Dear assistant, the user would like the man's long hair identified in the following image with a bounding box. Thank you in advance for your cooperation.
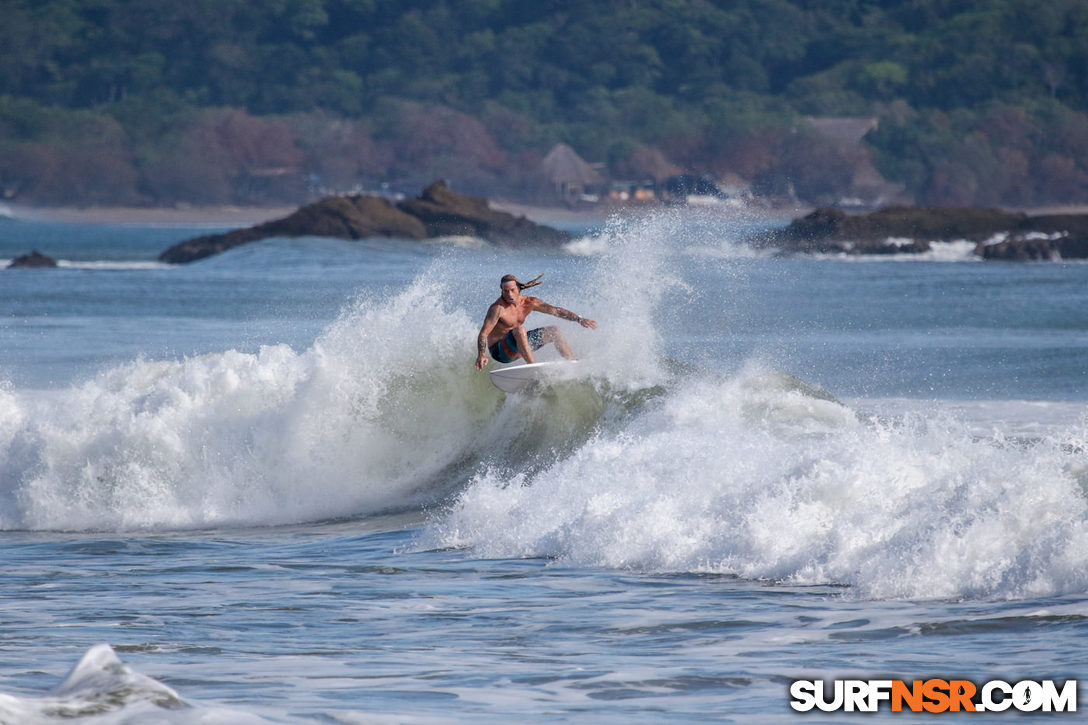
[501,273,544,291]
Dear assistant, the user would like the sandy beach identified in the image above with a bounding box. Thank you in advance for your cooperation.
[3,200,602,229]
[3,203,296,227]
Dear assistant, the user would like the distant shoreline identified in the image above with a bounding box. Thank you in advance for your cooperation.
[4,200,623,230]
[4,204,297,227]
[5,200,609,228]
[10,199,1085,232]
[5,193,819,230]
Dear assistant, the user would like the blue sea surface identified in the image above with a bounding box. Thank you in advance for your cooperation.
[1,208,1086,722]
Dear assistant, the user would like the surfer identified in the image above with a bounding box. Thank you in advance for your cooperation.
[475,273,597,370]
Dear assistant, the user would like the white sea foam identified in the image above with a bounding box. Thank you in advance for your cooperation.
[426,361,1088,601]
[683,242,774,259]
[817,239,981,262]
[424,234,488,248]
[562,233,611,256]
[564,205,780,260]
[565,211,683,388]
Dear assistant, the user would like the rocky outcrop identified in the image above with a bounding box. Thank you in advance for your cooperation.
[398,180,573,245]
[7,250,57,268]
[978,213,1088,260]
[159,181,572,263]
[767,205,1088,260]
[160,193,430,264]
[979,233,1088,261]
[769,206,1018,255]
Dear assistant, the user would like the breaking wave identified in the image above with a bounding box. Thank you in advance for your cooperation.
[2,207,1086,603]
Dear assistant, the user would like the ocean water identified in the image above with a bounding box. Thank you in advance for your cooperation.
[1,207,1087,723]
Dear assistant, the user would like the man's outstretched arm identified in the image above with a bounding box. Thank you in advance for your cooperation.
[532,299,597,329]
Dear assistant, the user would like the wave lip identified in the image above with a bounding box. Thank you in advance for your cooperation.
[0,263,656,533]
[0,274,508,531]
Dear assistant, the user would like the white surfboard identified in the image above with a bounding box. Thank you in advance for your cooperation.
[488,360,580,393]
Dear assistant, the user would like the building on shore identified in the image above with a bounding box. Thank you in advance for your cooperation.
[538,143,608,205]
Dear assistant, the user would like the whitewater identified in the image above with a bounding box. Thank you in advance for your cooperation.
[1,207,1086,722]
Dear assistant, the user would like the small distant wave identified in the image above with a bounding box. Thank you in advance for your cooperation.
[2,259,173,270]
[0,644,267,724]
[812,240,981,262]
[57,260,174,270]
[979,230,1066,247]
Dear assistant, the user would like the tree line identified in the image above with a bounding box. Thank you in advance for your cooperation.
[2,0,1088,207]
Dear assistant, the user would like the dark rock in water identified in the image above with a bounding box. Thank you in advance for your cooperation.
[271,194,429,241]
[978,213,1088,260]
[977,236,1054,261]
[770,206,1021,255]
[978,232,1088,261]
[159,181,571,263]
[1019,213,1088,237]
[769,205,1088,260]
[7,250,57,268]
[858,206,1023,241]
[1058,235,1088,259]
[160,194,427,264]
[397,181,570,246]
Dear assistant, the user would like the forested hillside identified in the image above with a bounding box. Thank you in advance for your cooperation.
[3,0,1088,207]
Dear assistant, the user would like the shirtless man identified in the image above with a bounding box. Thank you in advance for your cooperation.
[475,273,597,370]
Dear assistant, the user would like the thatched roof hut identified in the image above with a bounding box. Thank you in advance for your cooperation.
[539,143,606,202]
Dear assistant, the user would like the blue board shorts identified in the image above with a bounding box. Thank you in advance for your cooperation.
[489,328,545,363]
